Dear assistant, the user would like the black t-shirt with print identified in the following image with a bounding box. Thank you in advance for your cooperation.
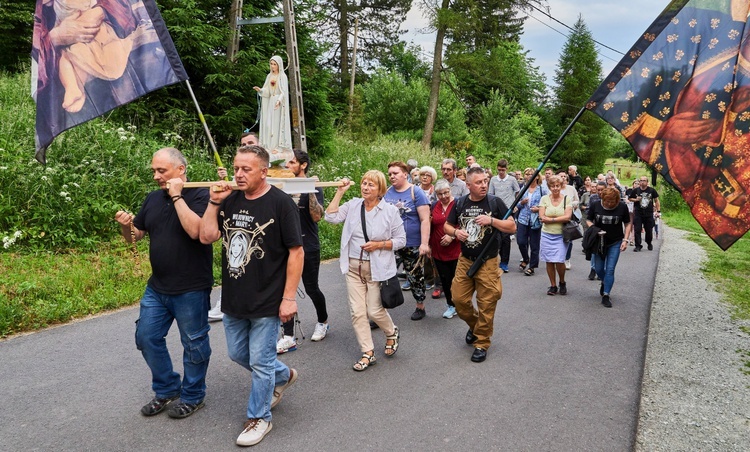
[632,186,659,216]
[446,195,507,259]
[587,201,630,247]
[133,188,213,295]
[216,186,303,319]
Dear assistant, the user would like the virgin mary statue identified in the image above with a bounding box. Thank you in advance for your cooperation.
[253,55,293,162]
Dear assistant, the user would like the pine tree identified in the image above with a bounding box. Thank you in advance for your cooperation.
[551,15,610,177]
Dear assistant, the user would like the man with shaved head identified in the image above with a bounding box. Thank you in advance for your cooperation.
[115,147,213,420]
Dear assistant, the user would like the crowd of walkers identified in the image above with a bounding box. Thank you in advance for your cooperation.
[116,146,660,446]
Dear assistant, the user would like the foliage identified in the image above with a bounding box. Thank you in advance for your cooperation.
[549,15,611,178]
[379,42,431,83]
[0,0,33,72]
[299,0,412,90]
[474,90,544,169]
[360,69,468,139]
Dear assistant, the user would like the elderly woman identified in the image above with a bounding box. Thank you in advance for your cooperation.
[516,168,547,276]
[538,175,574,295]
[325,170,406,371]
[419,166,438,204]
[586,187,631,308]
[429,179,461,318]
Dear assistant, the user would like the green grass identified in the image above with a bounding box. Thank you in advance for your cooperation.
[663,209,750,320]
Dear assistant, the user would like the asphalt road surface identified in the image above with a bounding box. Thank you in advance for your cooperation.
[0,236,660,451]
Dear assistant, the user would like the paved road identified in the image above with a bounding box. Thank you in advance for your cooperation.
[0,236,661,451]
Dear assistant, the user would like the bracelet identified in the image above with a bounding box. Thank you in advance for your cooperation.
[209,200,221,206]
[171,195,183,202]
[282,297,296,302]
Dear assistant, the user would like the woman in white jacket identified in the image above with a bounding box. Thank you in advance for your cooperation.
[325,170,406,371]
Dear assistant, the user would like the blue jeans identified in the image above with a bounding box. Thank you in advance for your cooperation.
[593,242,622,295]
[516,222,541,268]
[223,314,291,421]
[135,286,211,404]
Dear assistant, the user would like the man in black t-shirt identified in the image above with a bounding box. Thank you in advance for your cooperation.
[444,167,516,363]
[115,148,213,420]
[275,149,329,353]
[628,176,661,251]
[200,145,303,447]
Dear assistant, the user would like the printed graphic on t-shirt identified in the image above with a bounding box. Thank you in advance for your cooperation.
[391,199,413,219]
[223,210,274,278]
[639,192,653,209]
[596,213,622,225]
[459,206,491,249]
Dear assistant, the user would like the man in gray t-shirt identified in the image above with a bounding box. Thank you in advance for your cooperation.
[488,158,519,272]
[440,158,469,198]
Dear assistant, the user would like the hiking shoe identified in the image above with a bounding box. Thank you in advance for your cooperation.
[499,262,509,273]
[401,280,412,291]
[647,243,653,251]
[167,400,205,419]
[276,335,297,354]
[311,322,329,342]
[411,308,426,321]
[431,288,442,299]
[565,260,571,270]
[271,368,298,408]
[634,246,642,252]
[465,329,478,345]
[236,418,272,446]
[602,295,612,308]
[547,286,558,296]
[141,394,179,416]
[442,306,457,319]
[558,282,567,295]
[208,298,223,322]
[588,268,597,280]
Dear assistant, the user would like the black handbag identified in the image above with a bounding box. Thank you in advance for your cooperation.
[360,204,404,309]
[562,196,583,242]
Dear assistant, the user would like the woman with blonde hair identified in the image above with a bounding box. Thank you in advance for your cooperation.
[538,175,574,295]
[325,170,406,371]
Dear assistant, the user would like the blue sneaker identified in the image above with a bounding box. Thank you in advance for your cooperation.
[442,306,457,319]
[499,263,509,273]
[401,280,411,291]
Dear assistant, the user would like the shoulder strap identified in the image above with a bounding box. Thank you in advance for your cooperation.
[360,203,369,242]
[411,185,415,201]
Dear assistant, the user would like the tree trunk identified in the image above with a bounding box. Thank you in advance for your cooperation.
[422,0,450,150]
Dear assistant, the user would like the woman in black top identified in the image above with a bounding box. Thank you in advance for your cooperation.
[586,187,632,308]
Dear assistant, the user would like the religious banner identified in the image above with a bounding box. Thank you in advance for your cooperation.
[587,0,750,250]
[32,0,188,164]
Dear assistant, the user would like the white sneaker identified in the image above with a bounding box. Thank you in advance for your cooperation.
[271,368,298,408]
[565,260,571,270]
[236,418,272,446]
[208,297,223,322]
[276,335,297,354]
[310,322,329,342]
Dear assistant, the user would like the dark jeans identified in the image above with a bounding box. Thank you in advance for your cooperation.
[516,222,541,268]
[283,248,328,336]
[498,232,511,265]
[633,213,654,248]
[433,258,458,307]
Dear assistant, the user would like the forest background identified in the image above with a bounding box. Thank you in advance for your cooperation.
[0,0,747,342]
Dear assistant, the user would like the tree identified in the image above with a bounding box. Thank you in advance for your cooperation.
[0,0,34,72]
[550,15,610,177]
[299,0,412,91]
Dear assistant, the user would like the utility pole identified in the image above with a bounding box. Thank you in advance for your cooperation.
[227,0,243,62]
[283,0,307,151]
[349,17,359,113]
[233,0,307,151]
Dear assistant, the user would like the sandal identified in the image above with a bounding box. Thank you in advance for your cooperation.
[167,400,205,419]
[519,261,528,271]
[384,326,400,357]
[524,267,534,276]
[140,394,179,416]
[353,352,376,371]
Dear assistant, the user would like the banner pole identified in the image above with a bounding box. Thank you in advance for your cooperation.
[184,80,224,169]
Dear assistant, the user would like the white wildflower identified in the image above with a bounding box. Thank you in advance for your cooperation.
[13,231,22,239]
[59,191,68,197]
[41,176,48,181]
[120,136,127,141]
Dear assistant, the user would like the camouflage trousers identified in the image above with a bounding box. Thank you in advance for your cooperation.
[395,246,426,302]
